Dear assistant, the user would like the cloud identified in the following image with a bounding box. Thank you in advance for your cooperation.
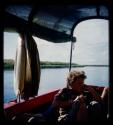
[33,36,71,62]
[4,32,19,59]
[72,19,109,65]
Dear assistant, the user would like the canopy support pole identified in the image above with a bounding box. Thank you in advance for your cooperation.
[69,37,76,72]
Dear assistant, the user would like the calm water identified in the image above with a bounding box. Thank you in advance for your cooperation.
[4,67,109,103]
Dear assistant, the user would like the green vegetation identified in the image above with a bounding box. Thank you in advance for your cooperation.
[40,61,84,68]
[4,59,108,70]
[4,59,14,69]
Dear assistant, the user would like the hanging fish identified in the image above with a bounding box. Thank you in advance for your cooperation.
[14,32,40,100]
[23,33,40,99]
[14,35,26,99]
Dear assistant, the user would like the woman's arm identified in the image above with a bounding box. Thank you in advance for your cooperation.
[101,87,109,100]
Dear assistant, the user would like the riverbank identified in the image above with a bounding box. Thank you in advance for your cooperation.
[4,59,108,70]
[4,59,84,69]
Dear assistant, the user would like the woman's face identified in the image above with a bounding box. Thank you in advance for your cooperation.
[71,78,85,93]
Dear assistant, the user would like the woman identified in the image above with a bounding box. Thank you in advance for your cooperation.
[52,70,109,123]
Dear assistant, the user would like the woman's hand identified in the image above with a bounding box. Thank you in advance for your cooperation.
[74,94,86,104]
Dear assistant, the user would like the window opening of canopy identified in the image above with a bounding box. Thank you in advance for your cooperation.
[71,19,109,86]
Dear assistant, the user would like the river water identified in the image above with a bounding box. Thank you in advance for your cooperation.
[4,67,109,103]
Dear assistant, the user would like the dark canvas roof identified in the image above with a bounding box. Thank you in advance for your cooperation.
[4,5,109,42]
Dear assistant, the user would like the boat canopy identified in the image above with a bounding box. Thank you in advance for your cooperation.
[4,5,109,43]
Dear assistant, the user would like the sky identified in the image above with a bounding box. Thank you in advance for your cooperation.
[4,19,109,65]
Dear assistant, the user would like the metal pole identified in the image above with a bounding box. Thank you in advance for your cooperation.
[69,40,73,72]
[69,37,76,72]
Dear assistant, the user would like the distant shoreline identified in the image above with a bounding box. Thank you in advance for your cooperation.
[4,59,109,70]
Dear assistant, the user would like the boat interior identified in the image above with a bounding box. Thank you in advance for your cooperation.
[5,86,105,124]
[4,3,110,124]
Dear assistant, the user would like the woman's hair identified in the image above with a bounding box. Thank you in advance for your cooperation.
[67,70,87,88]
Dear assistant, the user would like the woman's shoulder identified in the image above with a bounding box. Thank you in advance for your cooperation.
[54,87,70,97]
[57,87,69,94]
[54,87,71,100]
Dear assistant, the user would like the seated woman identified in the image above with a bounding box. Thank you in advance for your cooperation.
[52,70,109,123]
